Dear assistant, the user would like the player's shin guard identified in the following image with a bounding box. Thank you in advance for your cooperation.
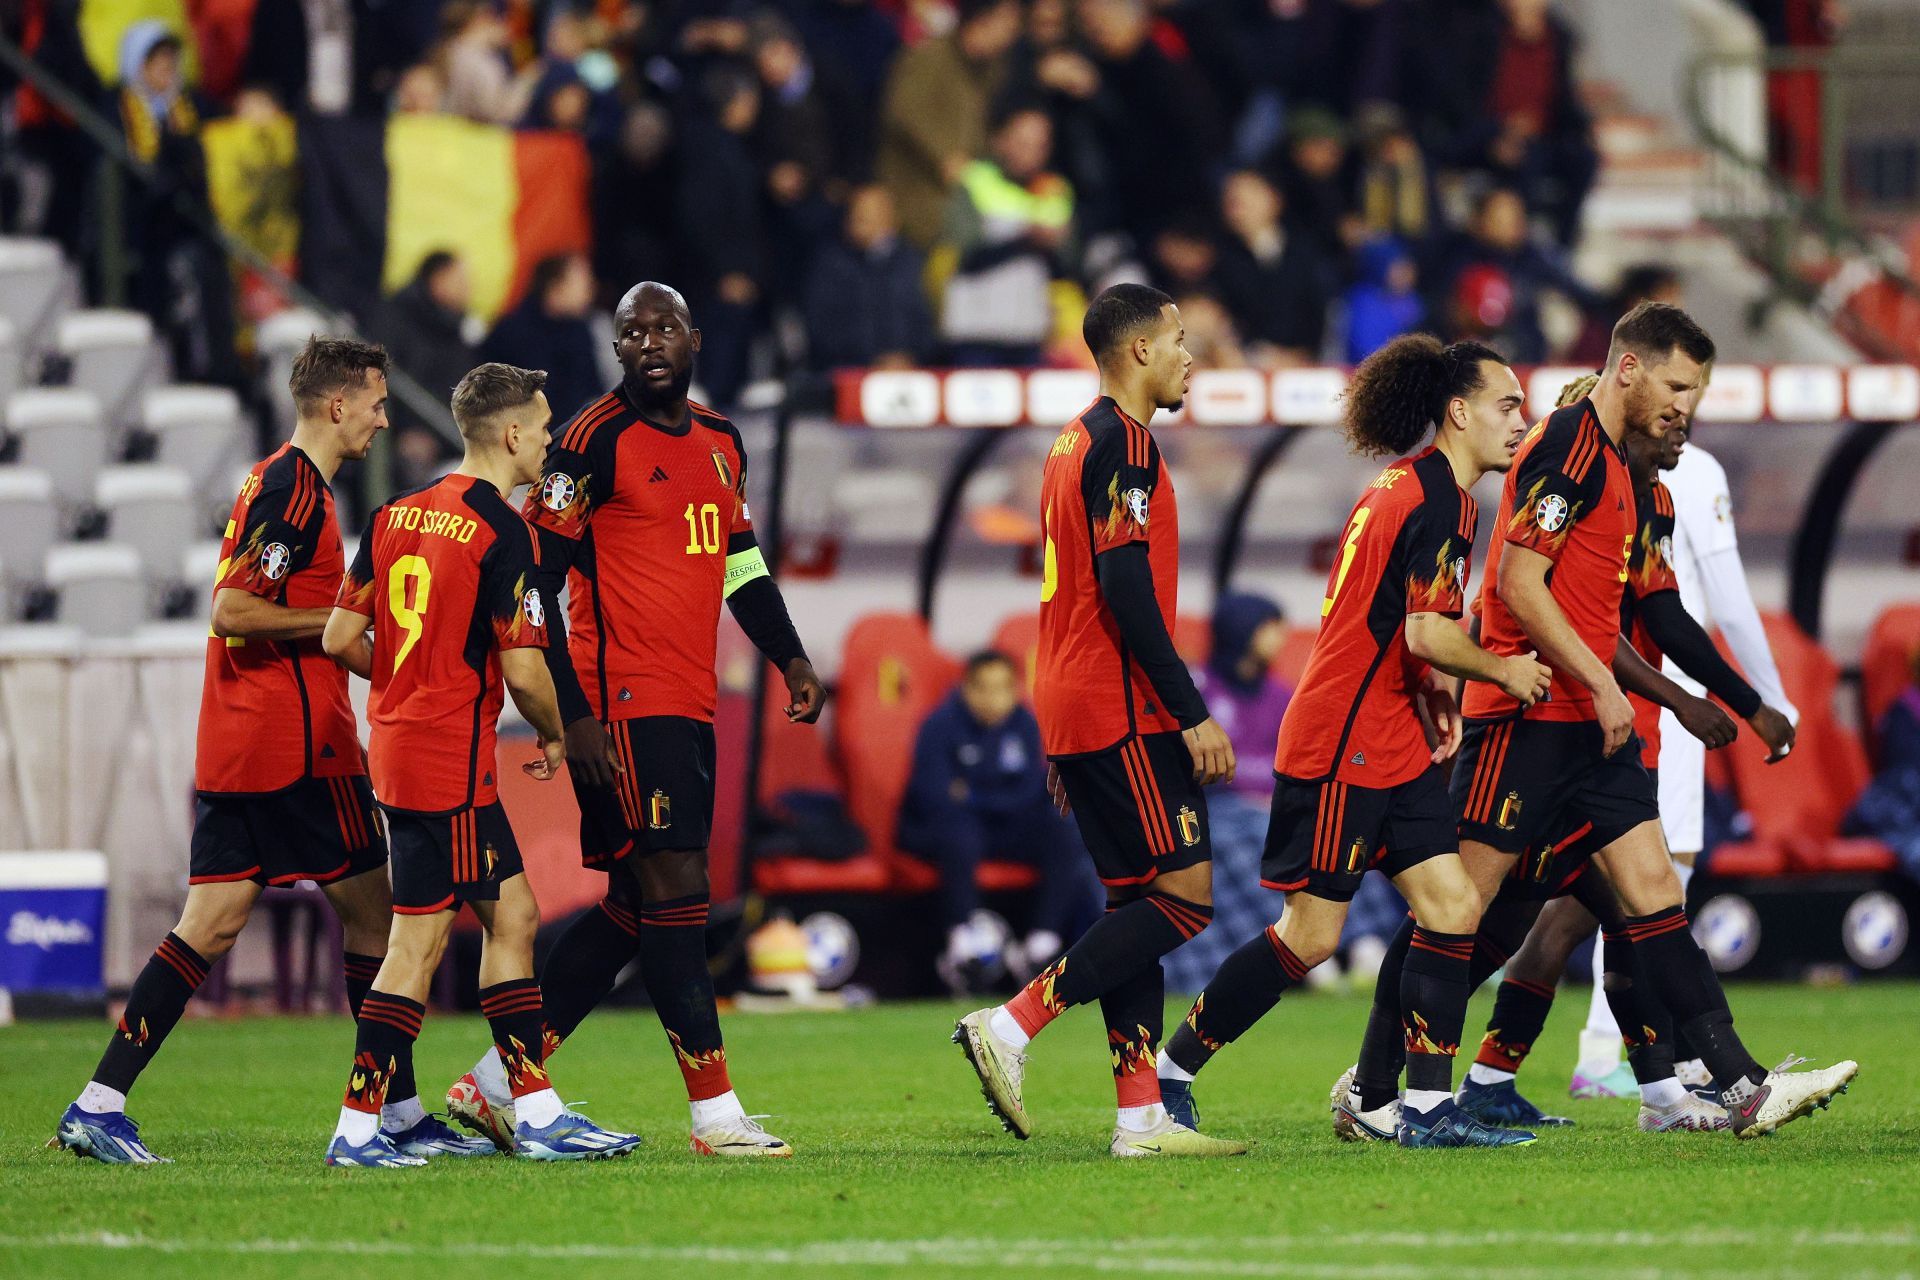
[1004,893,1210,1040]
[1164,925,1308,1076]
[91,933,210,1096]
[343,953,381,1020]
[1474,978,1555,1077]
[1353,916,1414,1110]
[1102,963,1165,1113]
[1402,929,1473,1094]
[1602,930,1676,1087]
[537,896,642,1056]
[1624,906,1765,1090]
[640,895,731,1101]
[341,991,423,1141]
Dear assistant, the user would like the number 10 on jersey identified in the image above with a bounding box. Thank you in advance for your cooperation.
[684,502,721,554]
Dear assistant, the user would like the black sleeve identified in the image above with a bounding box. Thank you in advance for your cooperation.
[726,575,809,672]
[1638,592,1762,719]
[528,524,595,726]
[1095,543,1209,729]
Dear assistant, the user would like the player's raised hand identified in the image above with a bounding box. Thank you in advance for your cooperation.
[1676,694,1738,750]
[524,736,566,781]
[1596,682,1637,757]
[1047,762,1071,816]
[784,658,826,724]
[1497,654,1552,707]
[1183,718,1235,786]
[1749,704,1796,763]
[563,716,621,788]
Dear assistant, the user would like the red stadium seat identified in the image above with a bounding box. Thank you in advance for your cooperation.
[1174,614,1210,665]
[1271,623,1319,689]
[1860,602,1920,760]
[1713,613,1884,877]
[834,613,962,864]
[755,674,841,806]
[991,612,1040,698]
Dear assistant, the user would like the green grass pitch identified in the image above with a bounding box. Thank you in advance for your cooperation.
[3,981,1913,1278]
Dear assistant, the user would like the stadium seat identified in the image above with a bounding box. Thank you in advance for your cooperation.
[991,612,1039,695]
[1271,623,1319,688]
[95,465,198,583]
[0,467,57,597]
[55,309,158,429]
[1859,602,1920,759]
[257,309,333,436]
[5,388,108,514]
[46,542,146,636]
[832,468,937,545]
[181,539,224,599]
[834,612,959,873]
[140,385,247,494]
[0,317,19,407]
[1716,613,1889,875]
[755,672,841,806]
[0,238,69,362]
[1174,614,1210,665]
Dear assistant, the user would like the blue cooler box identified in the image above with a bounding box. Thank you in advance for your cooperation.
[0,851,108,994]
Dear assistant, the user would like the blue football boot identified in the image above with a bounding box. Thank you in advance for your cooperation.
[53,1104,170,1164]
[1159,1077,1201,1131]
[385,1112,498,1158]
[1398,1098,1537,1148]
[324,1131,427,1168]
[514,1109,642,1161]
[1458,1076,1574,1127]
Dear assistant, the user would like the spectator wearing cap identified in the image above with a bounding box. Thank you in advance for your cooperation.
[936,103,1076,367]
[1270,105,1358,260]
[876,0,1022,248]
[1213,169,1332,365]
[804,185,935,370]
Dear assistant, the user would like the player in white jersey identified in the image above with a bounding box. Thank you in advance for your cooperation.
[1570,418,1800,1097]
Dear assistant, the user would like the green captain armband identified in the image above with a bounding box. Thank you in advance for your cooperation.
[723,545,771,597]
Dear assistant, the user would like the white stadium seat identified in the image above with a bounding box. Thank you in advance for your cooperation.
[0,316,20,407]
[55,308,158,429]
[257,309,333,438]
[5,388,108,513]
[46,542,146,636]
[95,465,198,583]
[140,384,247,493]
[0,237,70,362]
[181,538,224,596]
[0,467,58,595]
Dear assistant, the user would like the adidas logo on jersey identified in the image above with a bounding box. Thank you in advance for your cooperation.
[650,467,669,483]
[320,744,336,759]
[1350,751,1366,766]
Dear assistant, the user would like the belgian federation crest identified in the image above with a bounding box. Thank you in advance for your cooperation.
[711,449,735,491]
[648,789,672,830]
[1176,804,1201,847]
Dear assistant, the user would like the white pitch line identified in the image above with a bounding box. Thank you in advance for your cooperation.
[0,1230,1912,1280]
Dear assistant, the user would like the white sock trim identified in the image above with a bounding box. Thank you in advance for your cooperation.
[690,1089,746,1129]
[1467,1063,1515,1086]
[1404,1089,1451,1114]
[988,1006,1030,1050]
[381,1094,426,1131]
[77,1082,127,1115]
[1155,1047,1195,1083]
[334,1106,379,1146]
[1641,1077,1687,1109]
[1117,1102,1166,1132]
[516,1087,563,1128]
[473,1050,512,1106]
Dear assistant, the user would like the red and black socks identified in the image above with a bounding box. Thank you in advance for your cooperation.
[1164,925,1309,1077]
[639,895,732,1104]
[480,977,562,1126]
[1474,976,1556,1077]
[1003,892,1211,1042]
[1101,964,1166,1121]
[1402,928,1474,1100]
[86,933,210,1107]
[343,952,381,1020]
[536,895,643,1056]
[1625,905,1765,1094]
[337,990,423,1144]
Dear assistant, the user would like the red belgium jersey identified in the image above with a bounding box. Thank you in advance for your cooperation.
[1464,399,1637,723]
[195,444,363,795]
[1621,477,1680,768]
[340,473,548,815]
[1274,446,1478,788]
[524,388,751,723]
[1034,397,1183,758]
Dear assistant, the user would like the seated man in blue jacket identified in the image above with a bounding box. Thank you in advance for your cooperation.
[899,651,1102,995]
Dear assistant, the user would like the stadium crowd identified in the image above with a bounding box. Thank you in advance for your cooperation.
[8,0,1617,430]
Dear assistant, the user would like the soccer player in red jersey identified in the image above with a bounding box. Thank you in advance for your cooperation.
[53,338,398,1166]
[445,283,820,1158]
[1442,387,1794,1136]
[1436,303,1854,1136]
[320,364,640,1166]
[1148,336,1554,1148]
[952,283,1247,1158]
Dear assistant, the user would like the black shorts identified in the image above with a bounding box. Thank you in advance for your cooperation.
[1260,766,1455,903]
[384,801,526,914]
[190,775,386,887]
[1052,731,1211,887]
[574,715,717,865]
[1497,769,1660,905]
[1452,717,1658,857]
